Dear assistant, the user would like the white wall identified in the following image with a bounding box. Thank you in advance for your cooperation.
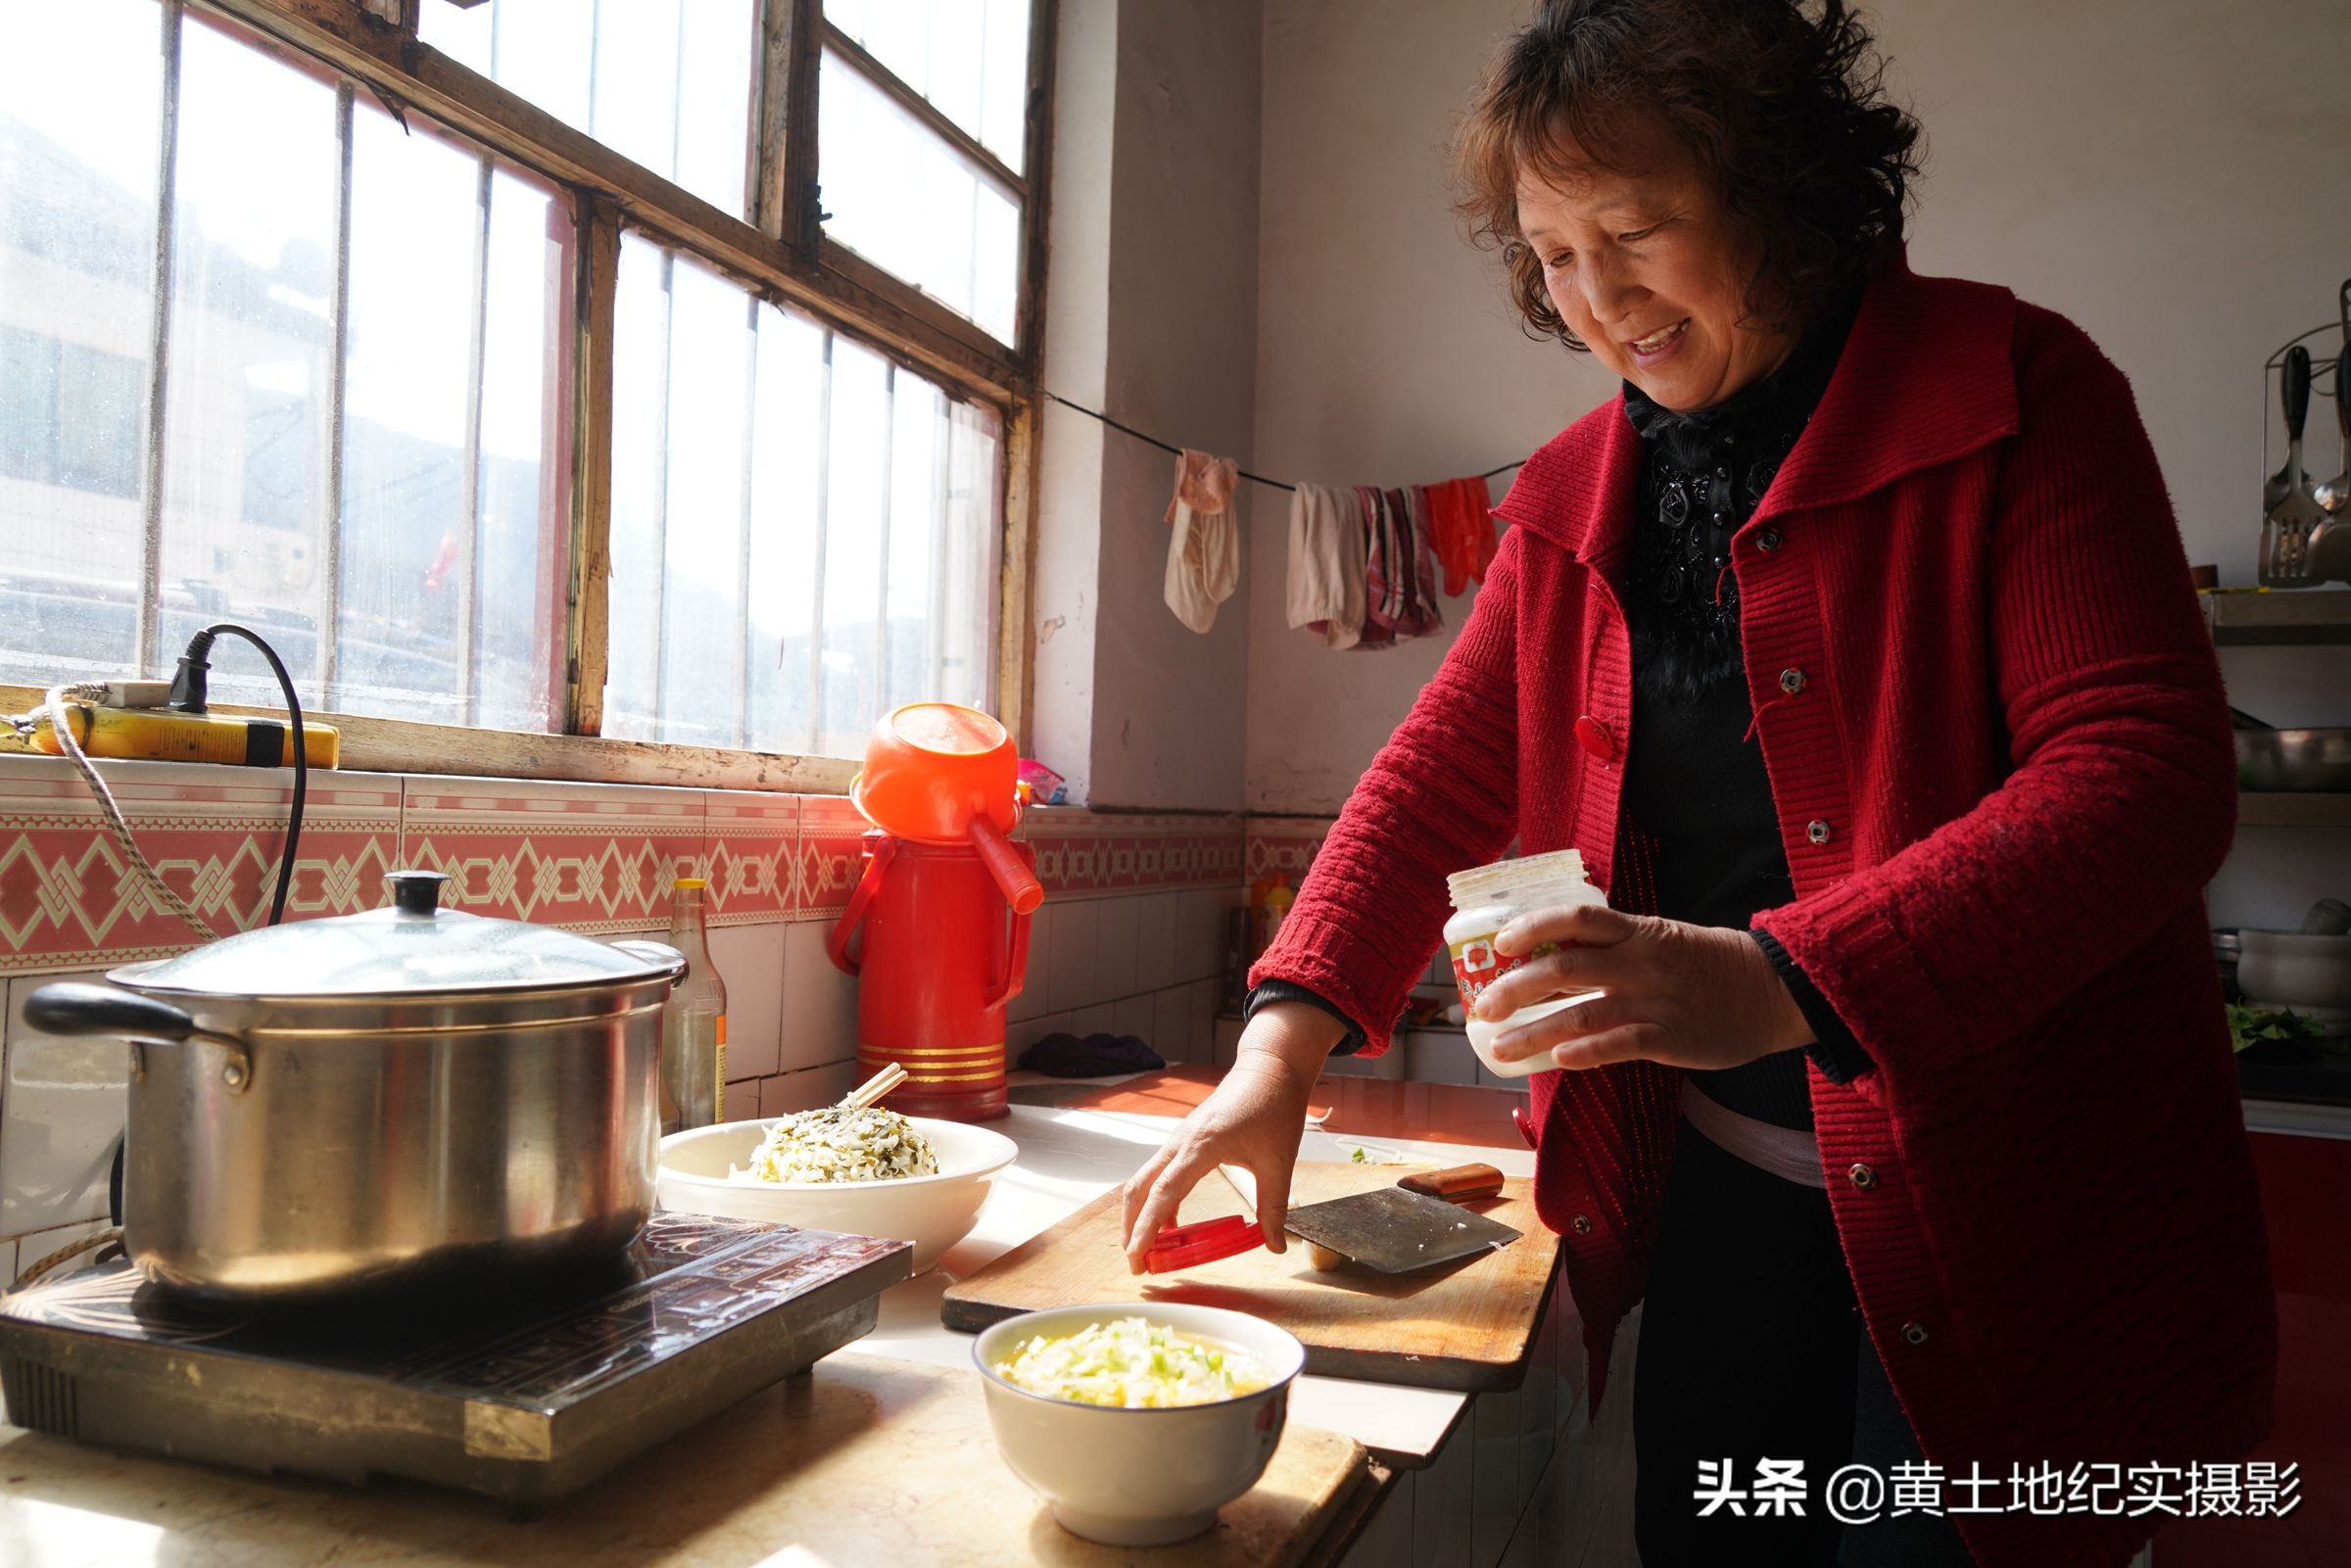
[1245,0,1596,815]
[1243,0,2351,820]
[1032,0,1262,812]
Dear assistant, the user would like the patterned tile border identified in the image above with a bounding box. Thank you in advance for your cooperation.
[0,756,1261,974]
[1020,810,1245,901]
[1244,816,1336,884]
[400,777,707,933]
[702,789,796,927]
[793,794,872,922]
[0,758,402,975]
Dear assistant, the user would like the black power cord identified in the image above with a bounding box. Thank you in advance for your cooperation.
[101,623,312,1236]
[168,622,309,929]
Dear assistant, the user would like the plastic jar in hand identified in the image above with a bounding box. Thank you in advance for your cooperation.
[1443,850,1607,1078]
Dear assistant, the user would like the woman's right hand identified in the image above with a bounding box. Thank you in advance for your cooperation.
[1119,1002,1346,1273]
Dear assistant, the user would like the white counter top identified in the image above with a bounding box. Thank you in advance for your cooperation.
[839,1090,1544,1468]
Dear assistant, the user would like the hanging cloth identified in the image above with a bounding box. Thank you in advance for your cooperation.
[1392,486,1445,639]
[1289,483,1366,649]
[1355,487,1397,650]
[1163,450,1240,634]
[1427,476,1500,597]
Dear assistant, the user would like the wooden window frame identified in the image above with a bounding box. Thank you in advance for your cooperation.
[3,0,1053,790]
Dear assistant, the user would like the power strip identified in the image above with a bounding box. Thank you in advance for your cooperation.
[4,696,340,768]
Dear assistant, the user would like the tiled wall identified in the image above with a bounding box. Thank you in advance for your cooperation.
[0,755,1279,1284]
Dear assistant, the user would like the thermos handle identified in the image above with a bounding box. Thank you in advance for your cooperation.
[988,895,1035,1011]
[970,814,1044,914]
[826,832,897,978]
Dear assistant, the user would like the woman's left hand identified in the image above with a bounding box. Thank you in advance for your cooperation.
[1475,905,1813,1072]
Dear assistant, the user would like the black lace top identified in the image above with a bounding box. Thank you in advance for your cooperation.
[1619,295,1865,1129]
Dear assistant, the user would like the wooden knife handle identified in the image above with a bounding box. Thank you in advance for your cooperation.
[1397,1163,1505,1204]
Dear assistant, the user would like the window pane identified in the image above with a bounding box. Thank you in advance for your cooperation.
[746,309,827,753]
[0,0,163,687]
[607,236,668,736]
[819,337,888,755]
[4,7,571,728]
[155,17,339,707]
[656,256,754,748]
[338,103,570,727]
[471,167,569,734]
[336,102,478,721]
[420,0,756,219]
[826,0,1032,174]
[608,236,998,757]
[820,50,1021,344]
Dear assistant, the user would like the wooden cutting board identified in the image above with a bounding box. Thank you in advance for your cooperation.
[942,1161,1561,1392]
[0,1352,1374,1568]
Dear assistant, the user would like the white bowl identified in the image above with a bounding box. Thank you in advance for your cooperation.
[656,1116,1017,1273]
[2238,930,2351,1012]
[972,1303,1307,1546]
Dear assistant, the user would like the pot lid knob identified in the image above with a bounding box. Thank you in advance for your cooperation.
[385,869,452,918]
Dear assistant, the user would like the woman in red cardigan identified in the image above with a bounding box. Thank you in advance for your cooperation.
[1120,2,2276,1565]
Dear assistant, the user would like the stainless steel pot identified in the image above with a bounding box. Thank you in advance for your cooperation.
[26,870,686,1304]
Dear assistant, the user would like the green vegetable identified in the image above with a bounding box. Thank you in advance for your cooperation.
[992,1316,1270,1407]
[1350,1146,1368,1164]
[2228,1004,2322,1054]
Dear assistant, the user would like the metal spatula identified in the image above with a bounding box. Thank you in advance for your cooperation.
[1282,1183,1524,1273]
[2264,346,2327,584]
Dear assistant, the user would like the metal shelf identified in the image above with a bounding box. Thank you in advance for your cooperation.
[2205,591,2351,645]
[2238,791,2351,828]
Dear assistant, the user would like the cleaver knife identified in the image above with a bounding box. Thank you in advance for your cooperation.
[1142,1163,1522,1275]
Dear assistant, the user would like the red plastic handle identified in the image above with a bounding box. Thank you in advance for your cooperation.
[1142,1213,1265,1274]
[824,832,897,978]
[970,814,1043,915]
[1398,1163,1506,1203]
[1512,1103,1539,1152]
[987,902,1032,1011]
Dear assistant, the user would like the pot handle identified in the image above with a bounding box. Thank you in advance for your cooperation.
[24,982,256,1094]
[26,982,202,1042]
[826,832,898,978]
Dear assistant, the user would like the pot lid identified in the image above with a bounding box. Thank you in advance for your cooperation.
[116,871,686,999]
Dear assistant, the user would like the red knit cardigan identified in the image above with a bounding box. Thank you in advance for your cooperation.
[1252,260,2277,1568]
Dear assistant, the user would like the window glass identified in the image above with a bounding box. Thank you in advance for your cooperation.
[0,0,163,687]
[819,49,1021,344]
[1,7,570,727]
[471,166,569,734]
[607,235,998,756]
[420,0,757,218]
[335,103,485,721]
[156,17,339,706]
[826,0,1032,174]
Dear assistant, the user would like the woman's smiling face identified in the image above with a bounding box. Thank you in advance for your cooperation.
[1515,129,1796,411]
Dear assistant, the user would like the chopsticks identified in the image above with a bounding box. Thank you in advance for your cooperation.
[840,1062,907,1112]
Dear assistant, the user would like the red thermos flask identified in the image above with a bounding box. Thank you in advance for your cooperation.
[825,830,1033,1121]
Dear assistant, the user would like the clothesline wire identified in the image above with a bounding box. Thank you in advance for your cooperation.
[1043,390,1526,495]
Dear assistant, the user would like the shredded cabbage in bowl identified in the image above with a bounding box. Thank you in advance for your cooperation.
[991,1316,1271,1407]
[737,1106,940,1184]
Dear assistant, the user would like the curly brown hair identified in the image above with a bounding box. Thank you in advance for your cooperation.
[1457,0,1923,349]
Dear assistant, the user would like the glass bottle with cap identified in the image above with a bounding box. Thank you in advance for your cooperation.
[1444,849,1607,1078]
[660,875,728,1132]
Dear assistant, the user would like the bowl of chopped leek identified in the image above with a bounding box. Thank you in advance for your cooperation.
[972,1303,1308,1545]
[656,1109,1016,1272]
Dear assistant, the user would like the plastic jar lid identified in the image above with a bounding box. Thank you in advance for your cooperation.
[1446,848,1592,911]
